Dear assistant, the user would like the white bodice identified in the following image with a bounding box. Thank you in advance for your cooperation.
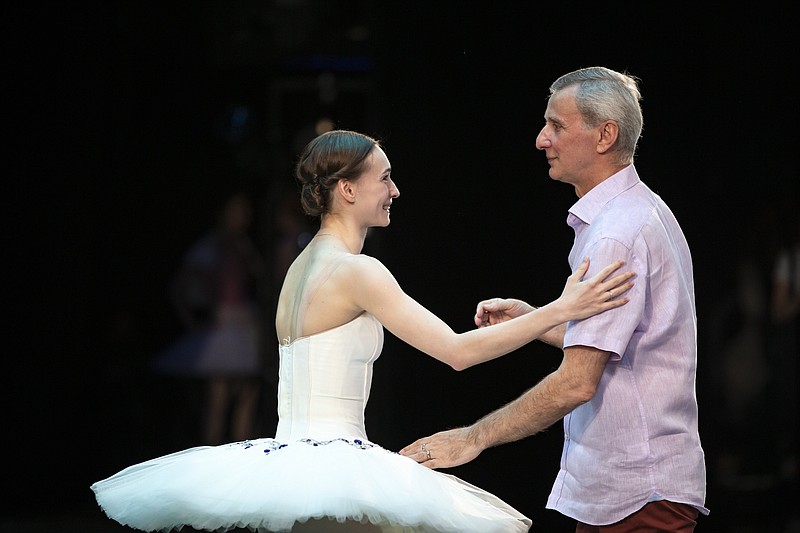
[275,313,383,442]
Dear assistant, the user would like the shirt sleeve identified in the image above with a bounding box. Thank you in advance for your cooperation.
[564,237,646,361]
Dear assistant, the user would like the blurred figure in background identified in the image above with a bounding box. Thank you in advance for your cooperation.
[154,192,267,445]
[767,214,799,512]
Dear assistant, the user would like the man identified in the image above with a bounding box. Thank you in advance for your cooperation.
[401,67,708,531]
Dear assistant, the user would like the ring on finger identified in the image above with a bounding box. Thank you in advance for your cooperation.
[421,443,432,460]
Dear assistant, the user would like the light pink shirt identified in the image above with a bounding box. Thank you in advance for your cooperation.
[548,165,709,524]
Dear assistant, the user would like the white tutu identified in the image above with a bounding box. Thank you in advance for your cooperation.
[92,314,530,532]
[92,436,529,532]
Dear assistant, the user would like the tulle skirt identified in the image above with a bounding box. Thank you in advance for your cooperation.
[91,437,531,533]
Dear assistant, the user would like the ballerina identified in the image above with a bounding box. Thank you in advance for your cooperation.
[91,129,633,532]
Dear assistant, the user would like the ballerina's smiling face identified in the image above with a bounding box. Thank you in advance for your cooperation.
[352,146,400,227]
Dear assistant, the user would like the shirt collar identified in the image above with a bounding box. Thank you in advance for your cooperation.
[567,165,641,227]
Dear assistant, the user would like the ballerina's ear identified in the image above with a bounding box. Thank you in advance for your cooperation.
[335,179,357,205]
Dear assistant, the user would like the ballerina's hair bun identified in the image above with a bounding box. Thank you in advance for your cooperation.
[295,130,381,217]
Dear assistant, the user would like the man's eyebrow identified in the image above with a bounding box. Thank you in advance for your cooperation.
[545,114,564,125]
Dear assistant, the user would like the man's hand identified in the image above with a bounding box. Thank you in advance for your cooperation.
[474,298,535,328]
[399,427,483,469]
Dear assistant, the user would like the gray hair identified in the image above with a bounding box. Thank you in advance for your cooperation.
[550,67,643,165]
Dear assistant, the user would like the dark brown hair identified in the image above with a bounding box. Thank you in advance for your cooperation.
[294,130,380,217]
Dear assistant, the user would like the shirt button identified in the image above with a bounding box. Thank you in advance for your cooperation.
[564,434,569,440]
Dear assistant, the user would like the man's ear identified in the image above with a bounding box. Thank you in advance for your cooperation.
[336,179,357,204]
[596,120,619,155]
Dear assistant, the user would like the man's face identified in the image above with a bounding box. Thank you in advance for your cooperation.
[535,86,601,197]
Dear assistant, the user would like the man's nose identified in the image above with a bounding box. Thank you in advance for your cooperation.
[535,129,550,150]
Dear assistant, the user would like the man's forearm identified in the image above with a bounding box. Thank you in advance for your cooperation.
[537,322,566,348]
[466,369,578,450]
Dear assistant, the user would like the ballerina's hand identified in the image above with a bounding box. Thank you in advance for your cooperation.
[558,257,635,321]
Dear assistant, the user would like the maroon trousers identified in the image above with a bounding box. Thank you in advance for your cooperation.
[576,500,699,533]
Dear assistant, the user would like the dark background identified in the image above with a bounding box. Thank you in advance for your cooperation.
[6,1,798,532]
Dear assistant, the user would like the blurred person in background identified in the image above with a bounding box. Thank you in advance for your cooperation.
[154,192,267,445]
